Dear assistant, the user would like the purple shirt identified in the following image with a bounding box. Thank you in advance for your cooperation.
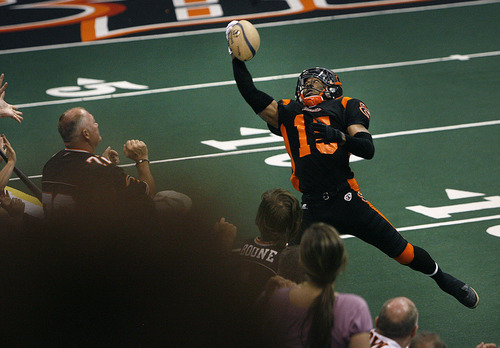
[263,287,372,348]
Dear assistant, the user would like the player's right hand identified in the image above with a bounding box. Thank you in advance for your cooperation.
[225,20,239,54]
[310,122,345,144]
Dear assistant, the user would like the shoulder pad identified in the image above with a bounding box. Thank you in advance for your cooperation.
[341,96,352,108]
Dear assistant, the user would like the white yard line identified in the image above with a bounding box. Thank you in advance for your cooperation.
[10,119,500,178]
[13,50,500,109]
[340,214,500,239]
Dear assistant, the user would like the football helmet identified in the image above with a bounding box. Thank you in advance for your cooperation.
[295,67,343,106]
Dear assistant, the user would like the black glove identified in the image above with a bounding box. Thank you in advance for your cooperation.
[310,122,345,144]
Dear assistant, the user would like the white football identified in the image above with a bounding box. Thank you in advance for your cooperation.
[228,20,260,61]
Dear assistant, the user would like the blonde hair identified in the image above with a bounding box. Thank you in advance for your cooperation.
[255,188,302,247]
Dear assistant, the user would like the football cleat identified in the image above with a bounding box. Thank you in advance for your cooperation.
[458,284,480,309]
[437,272,479,309]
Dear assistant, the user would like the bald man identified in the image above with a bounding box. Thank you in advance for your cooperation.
[42,107,157,227]
[370,297,419,348]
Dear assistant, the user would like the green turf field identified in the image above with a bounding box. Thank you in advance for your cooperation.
[1,2,499,345]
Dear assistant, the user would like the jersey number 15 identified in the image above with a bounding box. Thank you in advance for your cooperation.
[295,114,338,157]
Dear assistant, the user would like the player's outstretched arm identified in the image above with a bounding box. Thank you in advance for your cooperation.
[226,21,278,126]
[231,56,278,128]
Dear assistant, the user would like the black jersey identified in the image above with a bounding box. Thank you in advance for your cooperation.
[42,148,151,222]
[238,237,283,275]
[236,236,285,305]
[274,97,370,194]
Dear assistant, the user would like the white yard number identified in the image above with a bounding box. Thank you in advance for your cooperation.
[46,78,148,98]
[406,189,500,219]
[201,127,364,167]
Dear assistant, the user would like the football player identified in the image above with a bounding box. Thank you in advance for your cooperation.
[225,21,479,309]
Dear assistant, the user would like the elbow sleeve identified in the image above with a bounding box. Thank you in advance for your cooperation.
[232,58,274,114]
[344,132,375,159]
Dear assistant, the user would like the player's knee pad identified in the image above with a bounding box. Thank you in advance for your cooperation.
[393,242,415,265]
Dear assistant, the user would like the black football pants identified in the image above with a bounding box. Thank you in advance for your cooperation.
[297,186,408,259]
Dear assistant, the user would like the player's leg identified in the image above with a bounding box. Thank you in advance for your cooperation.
[395,243,479,308]
[334,186,479,309]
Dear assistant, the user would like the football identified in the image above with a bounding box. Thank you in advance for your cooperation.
[228,20,260,61]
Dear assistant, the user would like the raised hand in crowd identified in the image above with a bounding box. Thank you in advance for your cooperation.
[0,74,23,124]
[102,146,120,165]
[214,217,237,253]
[123,139,149,162]
[1,134,16,162]
[0,189,25,219]
[476,343,496,348]
[0,134,17,189]
[123,139,155,197]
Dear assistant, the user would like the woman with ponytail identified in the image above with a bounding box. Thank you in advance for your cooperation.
[262,223,372,348]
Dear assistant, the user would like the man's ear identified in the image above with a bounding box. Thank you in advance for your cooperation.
[82,128,90,140]
[411,325,418,338]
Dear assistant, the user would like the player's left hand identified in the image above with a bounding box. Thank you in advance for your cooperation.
[310,122,345,144]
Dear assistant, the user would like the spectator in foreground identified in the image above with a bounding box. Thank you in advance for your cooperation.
[370,297,418,348]
[42,107,190,229]
[214,188,302,307]
[236,188,302,305]
[261,222,372,348]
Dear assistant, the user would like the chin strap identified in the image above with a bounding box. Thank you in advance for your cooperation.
[301,93,325,107]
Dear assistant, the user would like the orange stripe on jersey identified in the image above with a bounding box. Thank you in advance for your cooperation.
[281,99,291,105]
[394,243,415,264]
[341,97,352,108]
[348,178,395,227]
[347,178,360,191]
[280,123,300,192]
